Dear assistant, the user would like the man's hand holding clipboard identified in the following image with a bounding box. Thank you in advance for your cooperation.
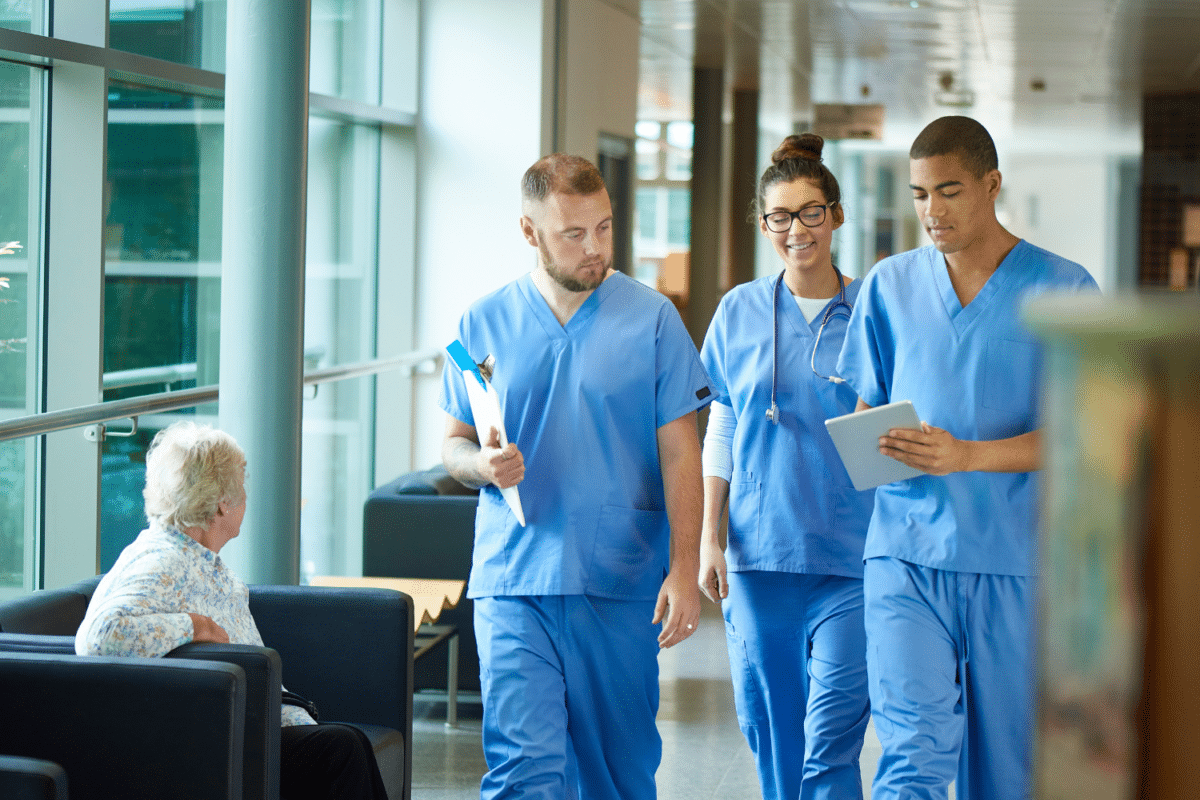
[447,340,527,526]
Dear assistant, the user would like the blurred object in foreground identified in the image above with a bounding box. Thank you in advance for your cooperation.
[1026,293,1200,800]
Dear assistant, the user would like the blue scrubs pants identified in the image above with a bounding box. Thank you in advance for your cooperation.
[474,595,661,800]
[724,571,870,800]
[864,557,1035,800]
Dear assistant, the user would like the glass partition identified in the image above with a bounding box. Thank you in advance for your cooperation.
[0,0,414,592]
[103,81,223,397]
[109,0,227,72]
[310,0,382,104]
[0,61,44,594]
[100,80,224,563]
[633,119,692,292]
[107,0,385,103]
[0,0,43,34]
[300,117,381,580]
[301,374,374,583]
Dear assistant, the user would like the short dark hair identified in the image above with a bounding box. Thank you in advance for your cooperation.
[909,116,998,178]
[755,133,842,218]
[521,154,606,212]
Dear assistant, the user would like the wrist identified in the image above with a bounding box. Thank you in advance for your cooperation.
[669,557,700,576]
[961,438,981,472]
[473,449,491,483]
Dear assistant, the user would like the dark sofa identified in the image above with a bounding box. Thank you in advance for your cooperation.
[0,650,247,799]
[0,576,415,800]
[364,466,480,695]
[0,755,69,800]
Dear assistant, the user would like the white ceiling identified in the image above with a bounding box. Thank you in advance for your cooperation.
[621,0,1200,153]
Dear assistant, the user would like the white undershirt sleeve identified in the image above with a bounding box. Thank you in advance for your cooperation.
[701,401,735,481]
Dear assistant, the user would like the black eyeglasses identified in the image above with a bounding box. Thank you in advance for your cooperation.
[762,202,836,232]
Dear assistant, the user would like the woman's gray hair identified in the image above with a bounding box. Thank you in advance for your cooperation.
[143,421,246,531]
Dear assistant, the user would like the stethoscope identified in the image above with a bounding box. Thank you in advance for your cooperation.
[765,266,853,424]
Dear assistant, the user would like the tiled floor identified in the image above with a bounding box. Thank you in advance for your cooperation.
[409,599,888,799]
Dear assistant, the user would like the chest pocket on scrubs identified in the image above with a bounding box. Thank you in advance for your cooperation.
[982,338,1039,414]
[727,472,762,558]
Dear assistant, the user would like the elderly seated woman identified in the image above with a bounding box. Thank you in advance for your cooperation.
[75,421,388,800]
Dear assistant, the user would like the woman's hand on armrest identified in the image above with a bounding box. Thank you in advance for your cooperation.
[188,613,230,644]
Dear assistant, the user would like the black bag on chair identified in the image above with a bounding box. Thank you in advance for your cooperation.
[281,690,320,721]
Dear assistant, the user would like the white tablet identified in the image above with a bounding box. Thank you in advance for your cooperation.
[824,400,926,491]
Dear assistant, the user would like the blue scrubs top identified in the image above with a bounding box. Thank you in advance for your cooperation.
[836,241,1098,576]
[701,274,874,578]
[440,272,714,601]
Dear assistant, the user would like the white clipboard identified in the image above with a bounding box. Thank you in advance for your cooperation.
[447,341,526,526]
[824,400,926,491]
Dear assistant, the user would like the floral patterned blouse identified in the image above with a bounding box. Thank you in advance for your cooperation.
[75,525,315,726]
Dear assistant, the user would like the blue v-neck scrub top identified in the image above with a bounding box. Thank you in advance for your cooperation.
[700,274,874,578]
[440,272,714,601]
[836,241,1098,576]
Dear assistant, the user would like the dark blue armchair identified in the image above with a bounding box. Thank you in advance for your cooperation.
[0,576,415,800]
[0,755,69,800]
[364,466,480,697]
[0,651,247,799]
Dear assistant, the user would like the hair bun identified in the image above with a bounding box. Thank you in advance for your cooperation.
[771,133,825,165]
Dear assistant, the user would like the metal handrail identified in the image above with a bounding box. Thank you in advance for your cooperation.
[103,362,199,391]
[302,349,441,386]
[101,347,330,393]
[0,348,442,443]
[0,385,219,442]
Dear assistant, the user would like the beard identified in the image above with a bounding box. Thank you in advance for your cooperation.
[538,238,611,293]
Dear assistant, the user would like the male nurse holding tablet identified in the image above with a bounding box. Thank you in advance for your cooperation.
[836,116,1097,800]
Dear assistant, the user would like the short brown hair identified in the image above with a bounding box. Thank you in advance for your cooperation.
[521,154,606,213]
[909,116,998,178]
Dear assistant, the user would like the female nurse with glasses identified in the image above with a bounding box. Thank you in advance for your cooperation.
[698,133,875,800]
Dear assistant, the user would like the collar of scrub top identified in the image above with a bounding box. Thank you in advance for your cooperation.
[766,266,852,424]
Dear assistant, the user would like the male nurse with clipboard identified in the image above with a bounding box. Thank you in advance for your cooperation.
[439,153,713,800]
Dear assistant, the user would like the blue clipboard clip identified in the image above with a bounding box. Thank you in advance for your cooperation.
[446,340,487,390]
[444,339,526,526]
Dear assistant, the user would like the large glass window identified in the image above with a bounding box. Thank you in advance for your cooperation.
[107,0,384,101]
[664,121,693,180]
[633,119,692,293]
[109,0,227,72]
[310,0,382,104]
[635,121,660,180]
[2,0,414,589]
[300,118,381,581]
[0,0,41,34]
[0,61,44,594]
[103,81,223,394]
[100,80,224,566]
